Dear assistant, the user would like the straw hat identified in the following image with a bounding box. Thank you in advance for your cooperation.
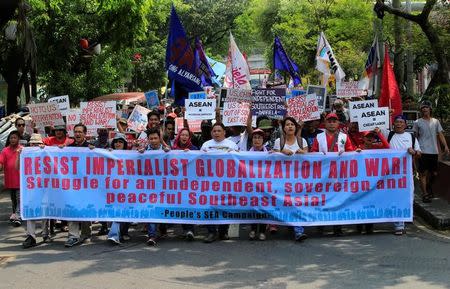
[29,133,44,145]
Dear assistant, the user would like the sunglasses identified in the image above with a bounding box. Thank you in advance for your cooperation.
[17,123,25,127]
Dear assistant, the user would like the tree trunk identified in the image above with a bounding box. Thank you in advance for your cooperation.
[4,49,21,115]
[393,0,405,94]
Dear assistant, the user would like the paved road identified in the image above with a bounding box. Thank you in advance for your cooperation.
[0,193,449,289]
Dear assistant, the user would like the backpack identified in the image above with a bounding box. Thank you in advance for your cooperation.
[387,131,416,148]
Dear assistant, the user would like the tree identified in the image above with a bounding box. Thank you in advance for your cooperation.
[374,0,450,95]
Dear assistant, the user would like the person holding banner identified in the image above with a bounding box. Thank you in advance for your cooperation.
[106,133,132,245]
[20,134,51,248]
[139,128,170,246]
[311,113,356,236]
[65,124,92,248]
[43,125,73,147]
[248,129,269,241]
[273,117,309,242]
[0,131,23,227]
[172,128,198,240]
[383,115,421,235]
[201,122,239,243]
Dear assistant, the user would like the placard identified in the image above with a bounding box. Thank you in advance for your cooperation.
[80,101,117,136]
[185,99,216,120]
[48,95,70,116]
[226,88,253,102]
[188,91,207,100]
[307,85,327,113]
[357,107,389,132]
[336,81,366,98]
[251,88,286,119]
[28,103,65,128]
[145,90,159,109]
[348,99,379,122]
[66,109,81,137]
[222,101,251,127]
[287,93,321,122]
[175,118,202,133]
[127,105,151,132]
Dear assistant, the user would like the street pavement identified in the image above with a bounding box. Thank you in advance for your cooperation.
[0,192,449,289]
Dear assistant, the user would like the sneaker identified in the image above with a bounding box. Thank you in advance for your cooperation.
[186,231,194,241]
[147,237,157,246]
[107,237,121,245]
[394,229,404,236]
[218,233,229,241]
[12,219,22,227]
[203,233,216,243]
[23,235,37,249]
[295,233,308,242]
[268,225,278,235]
[249,230,256,240]
[65,237,80,248]
[258,232,266,241]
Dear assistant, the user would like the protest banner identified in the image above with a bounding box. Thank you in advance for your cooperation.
[48,95,70,116]
[175,117,202,133]
[251,88,286,119]
[336,81,366,98]
[66,109,81,137]
[357,107,389,132]
[145,90,159,109]
[226,88,253,102]
[403,110,419,132]
[127,105,151,132]
[287,93,320,122]
[21,148,413,225]
[307,85,327,113]
[80,101,117,136]
[348,99,378,122]
[188,91,207,99]
[222,101,251,126]
[185,99,216,120]
[28,102,65,128]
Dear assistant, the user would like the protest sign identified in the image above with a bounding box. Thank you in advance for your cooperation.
[21,148,413,225]
[28,102,65,128]
[251,88,286,119]
[185,99,216,120]
[48,95,70,116]
[357,107,389,132]
[307,85,327,113]
[226,88,253,102]
[218,88,228,109]
[66,109,81,137]
[80,101,116,136]
[145,90,159,109]
[222,101,251,126]
[336,81,366,98]
[287,93,320,122]
[348,99,378,122]
[189,91,207,100]
[127,105,151,132]
[175,117,202,133]
[203,86,216,99]
[289,89,306,99]
[403,110,419,132]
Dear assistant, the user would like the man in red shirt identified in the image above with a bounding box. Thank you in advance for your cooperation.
[43,125,73,146]
[311,113,356,236]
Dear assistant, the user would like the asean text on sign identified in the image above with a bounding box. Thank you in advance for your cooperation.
[357,107,389,132]
[21,147,413,226]
[185,99,216,120]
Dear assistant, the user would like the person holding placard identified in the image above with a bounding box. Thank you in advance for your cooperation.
[273,117,309,242]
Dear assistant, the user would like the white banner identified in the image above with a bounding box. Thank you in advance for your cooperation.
[185,99,216,120]
[357,107,389,132]
[48,95,70,116]
[80,101,117,136]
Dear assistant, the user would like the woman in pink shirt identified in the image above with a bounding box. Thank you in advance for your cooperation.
[0,131,23,226]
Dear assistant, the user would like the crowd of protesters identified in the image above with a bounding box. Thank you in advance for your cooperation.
[0,97,448,249]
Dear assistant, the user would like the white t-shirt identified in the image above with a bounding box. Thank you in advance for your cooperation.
[201,139,239,152]
[413,118,443,154]
[273,137,308,153]
[382,130,421,151]
[227,132,249,151]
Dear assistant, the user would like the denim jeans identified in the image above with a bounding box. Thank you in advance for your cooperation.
[108,222,121,240]
[147,223,157,237]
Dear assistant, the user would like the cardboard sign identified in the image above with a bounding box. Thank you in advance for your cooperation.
[48,95,70,116]
[175,118,202,133]
[403,110,419,131]
[145,90,159,109]
[185,99,216,120]
[348,99,378,122]
[189,91,207,99]
[66,109,81,137]
[226,88,252,102]
[222,101,251,127]
[287,93,320,122]
[336,81,366,98]
[80,101,117,136]
[357,107,389,132]
[307,85,327,113]
[28,102,65,128]
[127,105,151,133]
[251,88,286,119]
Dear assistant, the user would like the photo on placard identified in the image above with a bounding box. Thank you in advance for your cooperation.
[307,85,327,112]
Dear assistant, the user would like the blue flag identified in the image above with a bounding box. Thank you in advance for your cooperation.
[194,37,216,87]
[166,6,202,99]
[273,36,302,86]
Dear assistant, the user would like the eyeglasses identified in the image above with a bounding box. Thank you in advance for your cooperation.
[16,124,25,127]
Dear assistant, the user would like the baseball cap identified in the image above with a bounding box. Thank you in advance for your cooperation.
[325,113,338,120]
[258,119,273,130]
[420,100,432,109]
[394,114,407,122]
[252,128,265,136]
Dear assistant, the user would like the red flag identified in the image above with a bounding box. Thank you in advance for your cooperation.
[379,44,402,119]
